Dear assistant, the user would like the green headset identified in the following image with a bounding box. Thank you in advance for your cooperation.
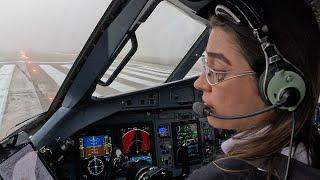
[215,0,306,111]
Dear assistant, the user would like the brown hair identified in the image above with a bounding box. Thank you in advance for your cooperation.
[211,0,320,176]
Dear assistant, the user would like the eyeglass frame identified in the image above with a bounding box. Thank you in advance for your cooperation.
[201,57,256,86]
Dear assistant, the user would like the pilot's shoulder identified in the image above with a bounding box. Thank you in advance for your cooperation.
[186,158,265,180]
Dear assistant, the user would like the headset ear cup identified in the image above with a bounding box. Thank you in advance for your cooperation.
[259,65,285,105]
[267,70,306,111]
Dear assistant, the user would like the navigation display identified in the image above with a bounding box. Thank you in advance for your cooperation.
[172,121,200,165]
[121,126,152,163]
[79,135,112,159]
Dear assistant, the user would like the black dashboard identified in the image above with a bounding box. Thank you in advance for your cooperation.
[25,77,236,180]
[0,78,234,180]
[1,75,317,179]
[68,109,218,179]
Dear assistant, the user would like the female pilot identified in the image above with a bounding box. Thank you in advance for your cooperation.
[188,0,320,179]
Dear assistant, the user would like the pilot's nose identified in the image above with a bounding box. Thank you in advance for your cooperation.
[194,73,211,92]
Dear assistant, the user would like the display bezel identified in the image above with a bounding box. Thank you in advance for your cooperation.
[118,122,155,164]
[158,125,171,138]
[80,134,112,159]
[77,128,113,178]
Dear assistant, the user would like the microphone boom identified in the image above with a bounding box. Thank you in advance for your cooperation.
[193,101,285,120]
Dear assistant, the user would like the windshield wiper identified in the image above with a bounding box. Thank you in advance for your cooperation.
[0,112,47,148]
[4,111,47,137]
[2,111,47,138]
[14,111,47,127]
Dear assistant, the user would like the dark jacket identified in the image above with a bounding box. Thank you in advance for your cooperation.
[186,154,320,180]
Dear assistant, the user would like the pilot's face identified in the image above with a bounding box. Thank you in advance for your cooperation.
[194,27,272,131]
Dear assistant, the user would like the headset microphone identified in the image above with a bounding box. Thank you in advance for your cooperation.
[192,102,213,118]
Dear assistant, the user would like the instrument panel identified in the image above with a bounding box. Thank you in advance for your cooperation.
[75,109,218,179]
[77,124,155,179]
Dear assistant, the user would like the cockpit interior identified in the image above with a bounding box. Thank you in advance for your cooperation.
[0,0,318,179]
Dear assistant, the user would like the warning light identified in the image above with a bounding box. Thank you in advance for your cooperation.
[32,69,37,72]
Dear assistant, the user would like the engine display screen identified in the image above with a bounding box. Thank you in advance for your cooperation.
[79,135,112,159]
[121,126,152,163]
[172,121,200,164]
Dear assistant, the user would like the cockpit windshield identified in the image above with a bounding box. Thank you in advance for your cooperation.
[0,0,204,140]
[0,0,111,139]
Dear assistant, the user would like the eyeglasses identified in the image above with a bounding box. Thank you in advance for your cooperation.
[201,58,256,86]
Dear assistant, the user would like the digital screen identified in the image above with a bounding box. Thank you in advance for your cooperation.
[158,125,170,138]
[83,135,105,147]
[79,135,112,159]
[130,155,152,164]
[121,126,152,163]
[173,122,200,159]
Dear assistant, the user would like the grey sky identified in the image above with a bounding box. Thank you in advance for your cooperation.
[0,0,205,65]
[0,0,111,53]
